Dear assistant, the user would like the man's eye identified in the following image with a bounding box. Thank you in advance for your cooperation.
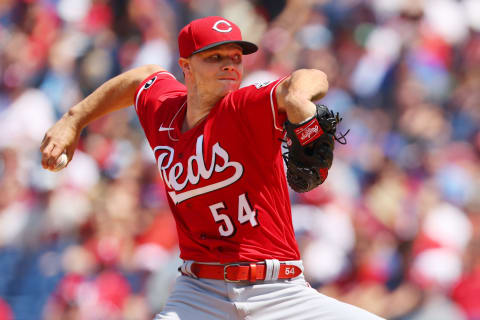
[207,54,221,61]
[233,55,242,63]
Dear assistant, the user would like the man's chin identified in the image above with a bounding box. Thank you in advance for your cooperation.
[221,82,240,93]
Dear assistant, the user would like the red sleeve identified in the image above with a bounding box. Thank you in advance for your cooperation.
[230,77,287,139]
[134,71,186,135]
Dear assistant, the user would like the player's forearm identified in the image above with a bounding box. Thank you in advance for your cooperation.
[66,64,163,130]
[277,69,329,124]
[40,64,163,171]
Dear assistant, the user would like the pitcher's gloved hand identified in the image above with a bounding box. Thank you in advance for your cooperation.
[283,104,349,193]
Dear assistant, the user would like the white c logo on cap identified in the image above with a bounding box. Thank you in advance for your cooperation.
[212,20,232,33]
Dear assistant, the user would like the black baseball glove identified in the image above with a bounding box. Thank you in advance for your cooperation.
[282,104,349,193]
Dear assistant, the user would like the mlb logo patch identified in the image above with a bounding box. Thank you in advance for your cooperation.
[294,118,323,146]
[254,81,272,89]
[144,76,157,89]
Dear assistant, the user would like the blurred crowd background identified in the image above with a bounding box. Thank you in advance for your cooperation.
[0,0,479,319]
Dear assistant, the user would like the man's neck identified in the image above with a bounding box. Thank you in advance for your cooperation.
[183,91,222,132]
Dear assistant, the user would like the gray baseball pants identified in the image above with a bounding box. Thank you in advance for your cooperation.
[154,262,385,320]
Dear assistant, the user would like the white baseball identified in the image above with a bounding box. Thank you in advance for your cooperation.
[52,153,68,172]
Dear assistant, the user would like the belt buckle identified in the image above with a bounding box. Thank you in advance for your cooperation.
[223,263,242,283]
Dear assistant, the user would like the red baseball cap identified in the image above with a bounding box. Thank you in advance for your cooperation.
[178,16,258,58]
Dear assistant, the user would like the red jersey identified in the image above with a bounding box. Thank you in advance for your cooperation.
[134,71,300,263]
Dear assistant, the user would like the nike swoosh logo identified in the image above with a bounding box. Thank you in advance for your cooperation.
[159,124,174,132]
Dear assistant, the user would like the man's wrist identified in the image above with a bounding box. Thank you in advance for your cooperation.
[284,93,316,124]
[65,104,87,131]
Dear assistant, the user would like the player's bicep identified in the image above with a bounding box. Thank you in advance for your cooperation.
[127,65,164,105]
[134,71,184,115]
[134,70,186,135]
[275,75,291,114]
[275,69,329,123]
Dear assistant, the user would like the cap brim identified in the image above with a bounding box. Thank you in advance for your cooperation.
[192,40,258,56]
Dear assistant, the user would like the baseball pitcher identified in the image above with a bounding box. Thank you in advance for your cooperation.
[41,16,384,320]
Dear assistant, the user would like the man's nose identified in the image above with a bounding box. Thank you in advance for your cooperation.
[221,58,237,71]
[222,65,235,71]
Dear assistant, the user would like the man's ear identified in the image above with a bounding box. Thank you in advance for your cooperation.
[178,57,190,75]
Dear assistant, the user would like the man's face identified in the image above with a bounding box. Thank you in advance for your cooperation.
[181,44,244,99]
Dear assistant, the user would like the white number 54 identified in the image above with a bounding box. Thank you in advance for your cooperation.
[208,193,258,237]
[285,267,295,275]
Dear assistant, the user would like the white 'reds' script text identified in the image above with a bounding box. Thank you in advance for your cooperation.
[153,135,244,204]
